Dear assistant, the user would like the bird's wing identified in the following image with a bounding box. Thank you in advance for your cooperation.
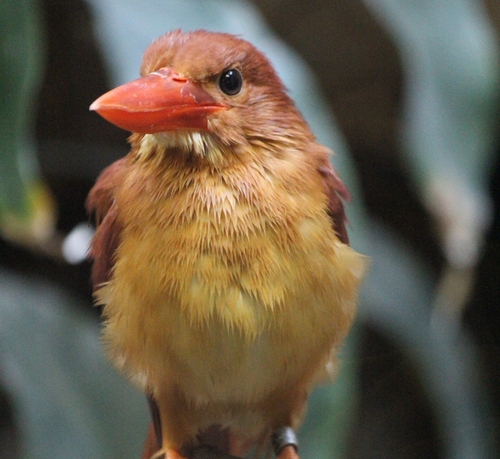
[86,157,164,455]
[86,157,126,289]
[315,150,350,245]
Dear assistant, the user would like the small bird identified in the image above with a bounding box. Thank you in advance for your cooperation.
[87,30,366,459]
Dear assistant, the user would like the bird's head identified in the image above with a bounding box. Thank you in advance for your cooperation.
[90,30,313,160]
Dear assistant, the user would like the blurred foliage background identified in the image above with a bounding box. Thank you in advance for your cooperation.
[0,0,499,458]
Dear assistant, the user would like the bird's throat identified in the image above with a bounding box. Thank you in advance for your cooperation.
[137,132,230,167]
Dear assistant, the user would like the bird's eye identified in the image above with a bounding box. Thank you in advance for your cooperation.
[218,69,242,96]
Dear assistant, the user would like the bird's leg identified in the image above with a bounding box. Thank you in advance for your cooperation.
[271,427,299,459]
[276,446,299,459]
[150,449,187,459]
[150,447,188,459]
[149,389,194,459]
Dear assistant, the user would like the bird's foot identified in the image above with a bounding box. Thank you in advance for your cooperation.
[150,448,188,459]
[271,427,299,459]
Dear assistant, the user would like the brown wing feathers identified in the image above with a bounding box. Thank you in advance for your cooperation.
[86,158,126,289]
[316,153,350,246]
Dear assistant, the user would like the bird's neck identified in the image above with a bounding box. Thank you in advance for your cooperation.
[129,131,298,173]
[131,132,245,170]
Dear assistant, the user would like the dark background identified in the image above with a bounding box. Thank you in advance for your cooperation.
[1,1,499,458]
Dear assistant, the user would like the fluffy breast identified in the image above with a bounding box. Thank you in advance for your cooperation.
[96,145,366,405]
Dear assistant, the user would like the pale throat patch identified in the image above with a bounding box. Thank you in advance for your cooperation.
[140,131,224,158]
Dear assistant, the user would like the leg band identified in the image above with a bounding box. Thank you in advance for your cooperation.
[271,427,298,456]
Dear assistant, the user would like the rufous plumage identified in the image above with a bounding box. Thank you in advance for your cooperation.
[87,30,367,459]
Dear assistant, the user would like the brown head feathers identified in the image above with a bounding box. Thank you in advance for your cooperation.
[140,30,314,148]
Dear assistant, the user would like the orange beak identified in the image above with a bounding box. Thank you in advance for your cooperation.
[90,67,226,133]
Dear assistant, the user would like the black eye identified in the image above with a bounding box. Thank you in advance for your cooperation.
[218,68,242,95]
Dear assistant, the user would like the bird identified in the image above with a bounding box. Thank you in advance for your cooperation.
[87,29,367,459]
